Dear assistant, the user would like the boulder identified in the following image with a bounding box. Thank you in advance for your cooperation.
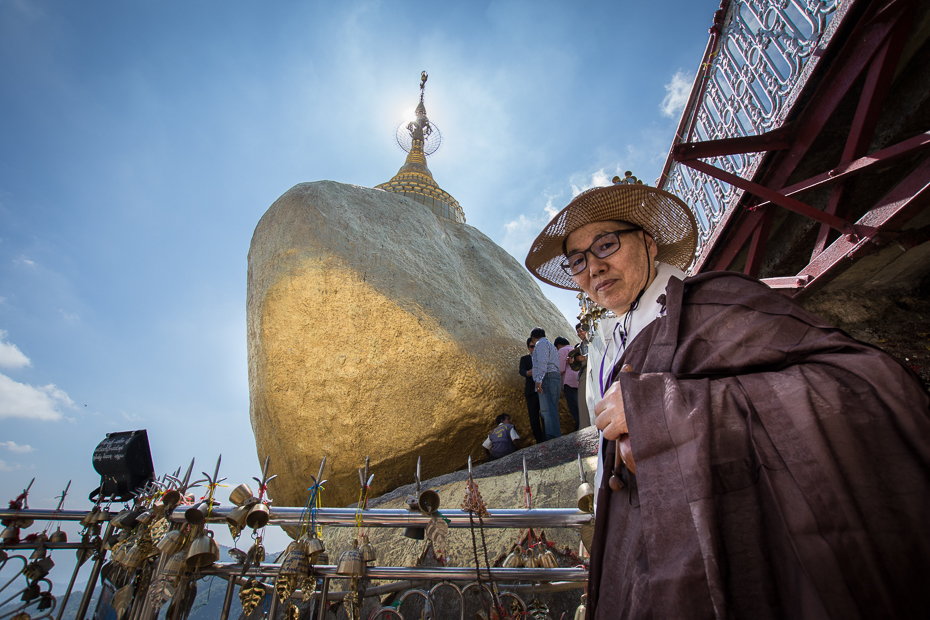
[247,181,575,508]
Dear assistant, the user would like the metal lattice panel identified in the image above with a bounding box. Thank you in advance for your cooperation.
[661,0,843,261]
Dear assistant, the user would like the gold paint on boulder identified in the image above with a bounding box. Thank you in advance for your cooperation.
[248,181,574,508]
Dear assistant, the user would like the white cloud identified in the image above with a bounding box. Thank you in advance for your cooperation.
[58,309,80,323]
[1,441,34,454]
[13,256,35,268]
[0,331,31,369]
[571,168,618,198]
[0,459,20,473]
[0,373,75,421]
[661,69,694,119]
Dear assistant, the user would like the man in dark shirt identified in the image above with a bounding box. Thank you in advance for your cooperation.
[518,337,545,443]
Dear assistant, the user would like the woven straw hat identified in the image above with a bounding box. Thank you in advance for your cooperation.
[525,182,698,290]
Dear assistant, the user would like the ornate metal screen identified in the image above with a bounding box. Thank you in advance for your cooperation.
[659,0,846,263]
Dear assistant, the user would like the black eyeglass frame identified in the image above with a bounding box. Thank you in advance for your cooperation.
[560,227,643,276]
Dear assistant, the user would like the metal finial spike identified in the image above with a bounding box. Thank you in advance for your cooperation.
[578,453,587,483]
[261,455,271,480]
[54,480,71,511]
[211,454,222,486]
[316,457,327,487]
[416,457,422,490]
[24,477,35,495]
[358,468,365,489]
[522,455,530,492]
[468,456,473,480]
[364,456,370,486]
[180,459,195,489]
[420,71,428,88]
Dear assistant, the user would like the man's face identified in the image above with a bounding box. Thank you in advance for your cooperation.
[566,221,658,314]
[576,326,586,340]
[527,342,535,354]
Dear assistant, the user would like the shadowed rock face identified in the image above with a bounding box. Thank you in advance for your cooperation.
[248,181,575,508]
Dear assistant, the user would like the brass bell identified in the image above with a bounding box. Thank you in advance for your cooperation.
[306,533,325,561]
[577,453,595,513]
[150,499,166,518]
[121,544,145,569]
[574,594,587,620]
[49,529,67,543]
[184,501,212,526]
[162,550,188,578]
[226,504,251,529]
[0,525,16,541]
[537,547,559,568]
[335,540,364,577]
[577,482,595,513]
[359,534,376,563]
[522,548,538,569]
[111,544,128,565]
[502,544,523,568]
[416,489,440,515]
[161,489,182,507]
[30,545,47,560]
[157,529,186,556]
[280,541,309,576]
[80,508,99,527]
[135,510,153,525]
[245,503,270,529]
[229,483,254,507]
[185,530,219,569]
[37,592,54,611]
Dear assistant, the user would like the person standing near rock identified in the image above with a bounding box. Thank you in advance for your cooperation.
[572,323,590,427]
[554,336,580,432]
[519,337,545,443]
[530,327,562,440]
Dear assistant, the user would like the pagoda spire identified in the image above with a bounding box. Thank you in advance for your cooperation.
[375,72,465,223]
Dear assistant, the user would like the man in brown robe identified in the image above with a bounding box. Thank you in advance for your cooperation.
[524,177,930,618]
[589,271,930,618]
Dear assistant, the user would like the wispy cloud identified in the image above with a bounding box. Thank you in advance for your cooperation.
[0,373,75,421]
[661,69,693,119]
[0,441,34,453]
[58,309,80,324]
[571,168,618,198]
[0,331,31,369]
[0,459,21,473]
[13,256,35,268]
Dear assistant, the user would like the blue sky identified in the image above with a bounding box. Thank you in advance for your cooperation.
[0,0,716,583]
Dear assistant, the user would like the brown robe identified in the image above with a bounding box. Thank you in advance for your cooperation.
[587,272,930,619]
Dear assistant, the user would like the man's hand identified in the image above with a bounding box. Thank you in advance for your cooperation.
[594,364,636,474]
[535,381,543,393]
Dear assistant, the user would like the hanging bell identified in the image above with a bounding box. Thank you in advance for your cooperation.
[21,582,40,602]
[416,489,441,515]
[226,504,251,529]
[121,544,145,569]
[359,534,376,563]
[150,499,166,518]
[335,540,364,577]
[574,594,587,620]
[135,510,153,526]
[157,529,186,556]
[305,532,325,562]
[537,546,559,568]
[577,481,595,513]
[185,530,220,569]
[80,507,99,527]
[402,503,425,540]
[279,541,309,576]
[37,592,54,611]
[245,503,270,529]
[111,544,128,565]
[161,488,182,507]
[49,528,67,543]
[30,544,47,560]
[229,483,254,507]
[522,548,538,569]
[502,544,523,568]
[184,501,212,526]
[162,550,189,578]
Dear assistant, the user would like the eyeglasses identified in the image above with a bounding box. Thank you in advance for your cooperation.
[561,228,641,276]
[528,344,535,349]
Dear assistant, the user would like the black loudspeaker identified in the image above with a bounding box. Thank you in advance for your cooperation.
[90,430,155,502]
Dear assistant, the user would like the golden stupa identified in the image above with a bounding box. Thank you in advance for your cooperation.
[375,72,465,223]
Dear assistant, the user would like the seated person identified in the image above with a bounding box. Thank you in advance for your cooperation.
[482,414,520,460]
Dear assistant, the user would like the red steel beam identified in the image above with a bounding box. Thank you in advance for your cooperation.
[762,275,811,290]
[706,208,766,271]
[755,131,930,207]
[795,157,930,296]
[673,125,793,161]
[681,158,859,236]
[811,4,915,258]
[744,207,775,278]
